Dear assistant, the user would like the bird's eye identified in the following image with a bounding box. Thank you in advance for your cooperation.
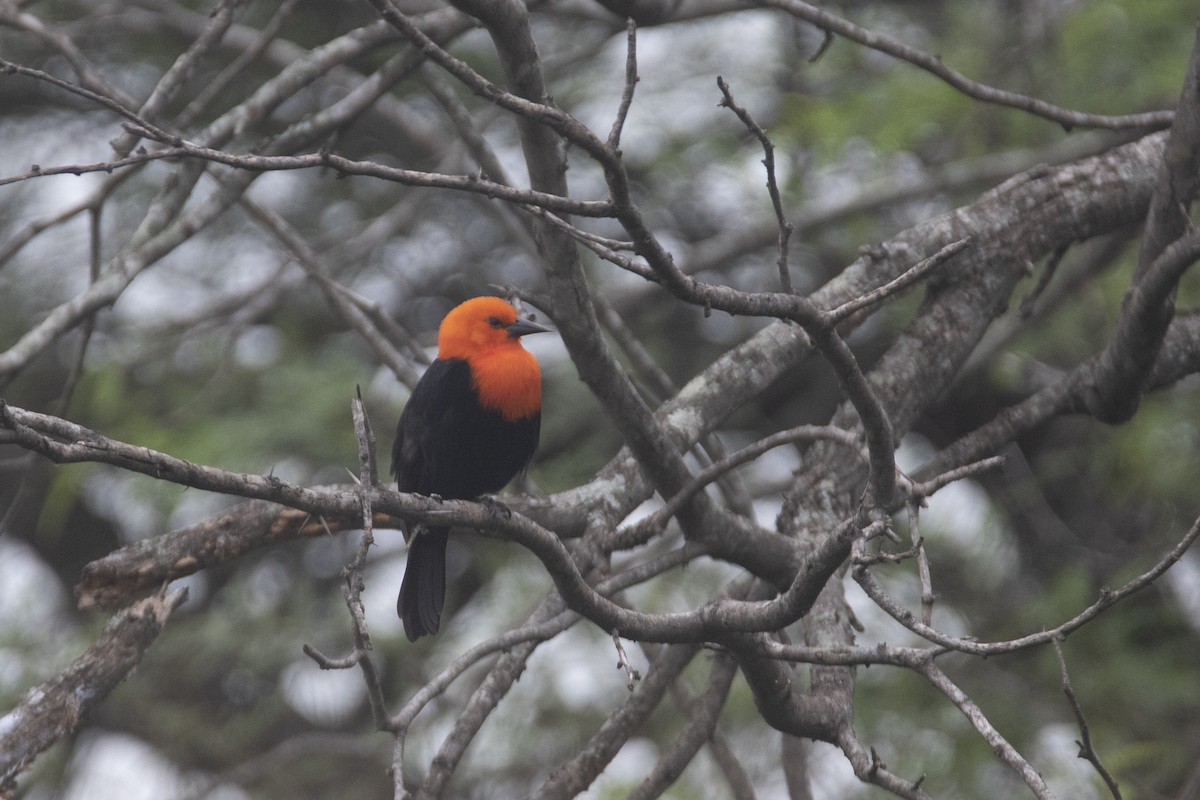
[487,316,504,328]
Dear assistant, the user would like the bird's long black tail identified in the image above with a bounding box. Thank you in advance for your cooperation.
[398,527,448,641]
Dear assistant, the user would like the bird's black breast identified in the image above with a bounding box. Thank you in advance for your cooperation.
[391,358,540,500]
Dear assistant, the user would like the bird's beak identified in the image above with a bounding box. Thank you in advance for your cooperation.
[507,315,551,338]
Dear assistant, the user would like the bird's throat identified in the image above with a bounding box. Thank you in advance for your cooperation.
[468,349,542,422]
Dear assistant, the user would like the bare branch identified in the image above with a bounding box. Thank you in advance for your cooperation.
[390,542,709,734]
[531,643,700,800]
[365,0,611,162]
[0,149,176,189]
[1136,23,1200,275]
[908,502,935,626]
[717,75,794,293]
[918,662,1055,798]
[111,0,248,157]
[0,589,187,791]
[115,128,615,217]
[239,197,424,388]
[174,0,302,129]
[834,730,936,800]
[0,9,133,104]
[613,424,863,549]
[343,391,392,731]
[0,58,171,140]
[627,651,740,800]
[905,455,1006,503]
[852,512,1200,657]
[1081,23,1200,423]
[1053,639,1123,800]
[762,0,1173,131]
[607,18,640,150]
[826,238,971,324]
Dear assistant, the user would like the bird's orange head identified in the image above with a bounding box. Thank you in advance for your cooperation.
[437,296,548,421]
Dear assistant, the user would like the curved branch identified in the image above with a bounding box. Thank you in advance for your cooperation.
[116,128,614,217]
[762,0,1172,132]
[1082,25,1200,422]
[851,512,1200,657]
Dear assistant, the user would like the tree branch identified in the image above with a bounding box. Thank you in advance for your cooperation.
[852,512,1200,657]
[761,0,1173,131]
[0,588,187,791]
[1080,24,1200,422]
[1053,639,1123,800]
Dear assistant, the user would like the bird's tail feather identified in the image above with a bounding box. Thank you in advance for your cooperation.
[398,527,448,641]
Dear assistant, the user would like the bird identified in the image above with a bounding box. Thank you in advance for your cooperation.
[392,296,548,641]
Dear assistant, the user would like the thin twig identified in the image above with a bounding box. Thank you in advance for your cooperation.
[302,644,363,670]
[852,512,1200,657]
[0,58,172,140]
[808,28,834,63]
[607,18,639,150]
[0,6,132,104]
[717,75,794,293]
[908,501,935,626]
[390,542,710,732]
[117,126,614,216]
[1053,638,1123,800]
[918,662,1056,798]
[238,196,423,388]
[612,424,864,550]
[904,455,1005,503]
[628,652,740,800]
[174,0,302,129]
[826,238,971,323]
[531,644,700,800]
[302,394,389,732]
[762,0,1173,131]
[112,0,248,156]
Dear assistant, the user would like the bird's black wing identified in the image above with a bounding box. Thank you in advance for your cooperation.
[391,358,474,496]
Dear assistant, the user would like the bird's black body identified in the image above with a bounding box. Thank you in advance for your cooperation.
[392,357,540,640]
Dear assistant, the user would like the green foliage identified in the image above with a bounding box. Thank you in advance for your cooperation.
[83,345,366,473]
[1060,0,1192,111]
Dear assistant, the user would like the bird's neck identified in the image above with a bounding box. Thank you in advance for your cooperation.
[466,348,541,422]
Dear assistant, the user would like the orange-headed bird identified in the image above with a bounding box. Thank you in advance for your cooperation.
[392,296,548,641]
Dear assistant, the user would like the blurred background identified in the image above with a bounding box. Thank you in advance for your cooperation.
[2,1,1199,797]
